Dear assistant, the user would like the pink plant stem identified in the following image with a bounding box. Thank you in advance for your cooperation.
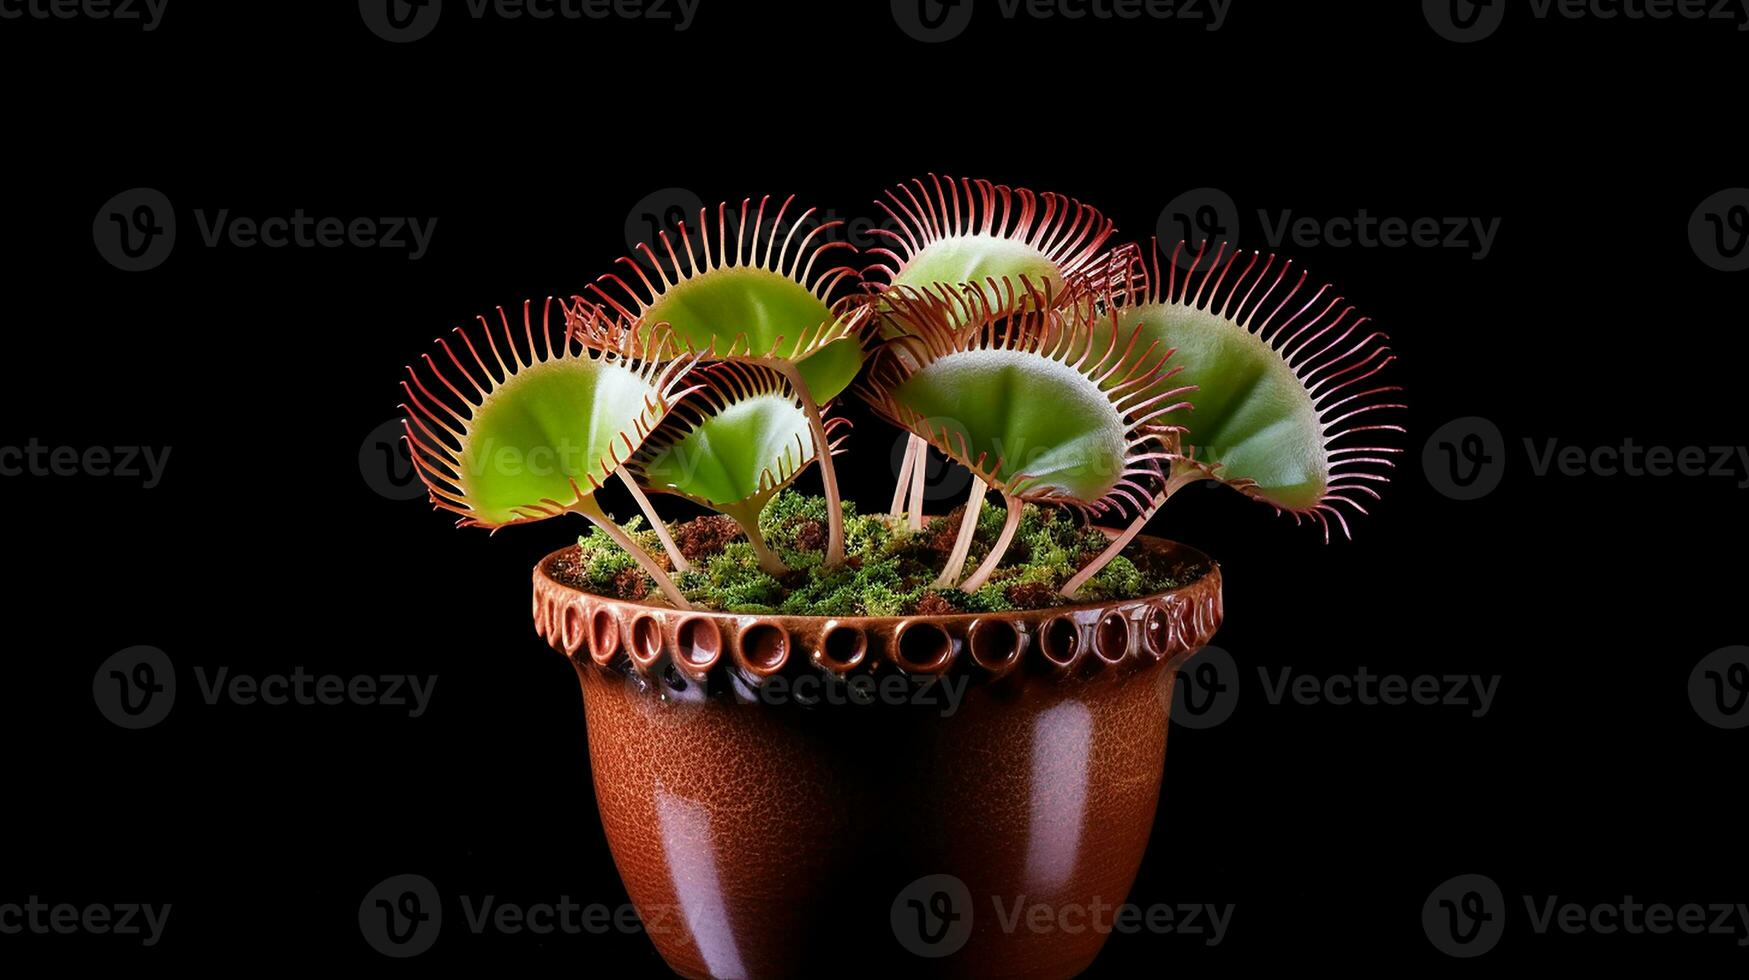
[616,469,690,573]
[959,492,1022,593]
[931,477,987,588]
[734,508,789,577]
[906,437,928,531]
[571,496,692,610]
[890,435,920,517]
[1059,467,1202,600]
[777,364,846,569]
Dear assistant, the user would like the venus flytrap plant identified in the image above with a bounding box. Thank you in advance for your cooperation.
[399,180,1403,618]
[866,176,1127,528]
[575,195,867,570]
[399,298,701,608]
[857,283,1193,592]
[1058,240,1407,598]
[624,361,848,577]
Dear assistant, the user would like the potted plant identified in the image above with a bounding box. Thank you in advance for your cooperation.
[398,177,1402,978]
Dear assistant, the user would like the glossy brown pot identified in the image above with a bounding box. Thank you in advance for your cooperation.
[532,535,1222,980]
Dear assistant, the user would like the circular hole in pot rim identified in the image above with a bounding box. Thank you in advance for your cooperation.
[1143,603,1173,659]
[1095,612,1130,664]
[894,621,954,673]
[674,617,722,671]
[590,608,621,664]
[736,622,790,675]
[817,624,868,672]
[1040,616,1080,667]
[561,602,588,658]
[968,618,1023,673]
[630,614,665,666]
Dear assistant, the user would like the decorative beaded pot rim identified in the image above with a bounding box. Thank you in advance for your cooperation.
[533,533,1223,693]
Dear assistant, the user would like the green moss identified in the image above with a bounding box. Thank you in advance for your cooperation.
[576,516,655,588]
[563,490,1199,616]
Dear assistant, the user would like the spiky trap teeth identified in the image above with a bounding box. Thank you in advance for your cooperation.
[626,360,849,575]
[399,298,696,530]
[576,194,869,402]
[396,177,1407,616]
[1105,240,1406,540]
[627,360,848,512]
[858,282,1193,520]
[866,175,1125,306]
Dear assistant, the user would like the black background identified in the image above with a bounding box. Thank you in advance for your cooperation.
[3,0,1745,972]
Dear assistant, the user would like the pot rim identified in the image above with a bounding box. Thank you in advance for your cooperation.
[534,532,1223,690]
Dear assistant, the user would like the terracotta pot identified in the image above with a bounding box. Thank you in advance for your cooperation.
[532,535,1222,980]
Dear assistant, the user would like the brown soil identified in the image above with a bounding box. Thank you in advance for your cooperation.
[674,515,742,561]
